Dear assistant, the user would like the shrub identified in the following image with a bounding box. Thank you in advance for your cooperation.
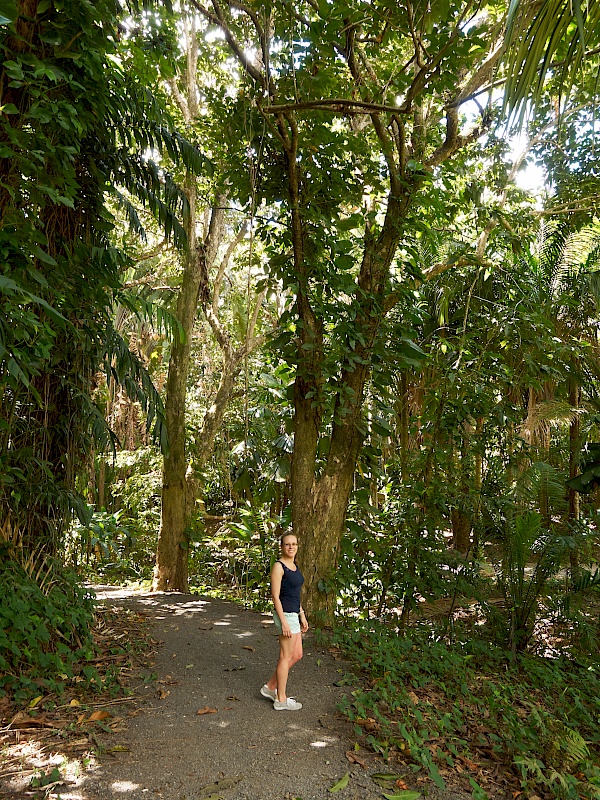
[0,560,96,699]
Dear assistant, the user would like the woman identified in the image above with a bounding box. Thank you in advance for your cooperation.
[260,533,309,710]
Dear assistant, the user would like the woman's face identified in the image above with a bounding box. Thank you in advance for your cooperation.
[281,536,298,557]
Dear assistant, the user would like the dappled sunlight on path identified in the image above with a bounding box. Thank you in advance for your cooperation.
[67,589,361,800]
[1,589,470,800]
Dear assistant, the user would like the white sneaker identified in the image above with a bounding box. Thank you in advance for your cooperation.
[260,684,277,700]
[274,697,302,711]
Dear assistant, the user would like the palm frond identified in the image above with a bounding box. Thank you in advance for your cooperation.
[514,461,567,511]
[154,126,215,178]
[118,293,186,345]
[104,324,168,454]
[520,399,581,438]
[503,0,600,120]
[114,157,188,250]
[112,189,147,242]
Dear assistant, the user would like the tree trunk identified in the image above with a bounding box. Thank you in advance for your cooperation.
[568,381,581,582]
[295,201,408,613]
[153,182,198,592]
[398,371,410,481]
[451,430,472,553]
[472,417,484,553]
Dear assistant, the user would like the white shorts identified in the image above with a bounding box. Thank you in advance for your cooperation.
[273,610,301,635]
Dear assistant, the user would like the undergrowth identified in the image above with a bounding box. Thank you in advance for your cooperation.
[0,559,101,701]
[332,620,600,799]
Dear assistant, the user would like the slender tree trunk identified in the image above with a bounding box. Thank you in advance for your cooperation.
[568,382,581,581]
[97,458,106,511]
[153,181,198,592]
[472,417,483,553]
[399,371,410,481]
[451,429,472,553]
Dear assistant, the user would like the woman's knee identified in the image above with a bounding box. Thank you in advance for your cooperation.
[290,643,303,665]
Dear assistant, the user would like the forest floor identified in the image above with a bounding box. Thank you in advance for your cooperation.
[1,588,473,800]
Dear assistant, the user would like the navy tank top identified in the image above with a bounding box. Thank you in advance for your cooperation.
[278,560,304,613]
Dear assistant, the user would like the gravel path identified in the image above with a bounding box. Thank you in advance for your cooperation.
[74,588,472,800]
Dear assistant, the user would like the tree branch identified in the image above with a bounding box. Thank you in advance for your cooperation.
[262,98,411,115]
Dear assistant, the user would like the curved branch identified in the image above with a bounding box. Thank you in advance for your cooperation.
[263,98,411,115]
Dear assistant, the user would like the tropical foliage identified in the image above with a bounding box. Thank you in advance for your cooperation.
[2,0,600,796]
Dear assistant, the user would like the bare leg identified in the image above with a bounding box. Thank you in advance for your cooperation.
[266,634,303,692]
[274,633,302,702]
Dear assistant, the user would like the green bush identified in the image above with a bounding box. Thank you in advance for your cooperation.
[0,560,97,700]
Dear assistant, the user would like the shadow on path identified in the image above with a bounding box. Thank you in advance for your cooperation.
[76,588,376,800]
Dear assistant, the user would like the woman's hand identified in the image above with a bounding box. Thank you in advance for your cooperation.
[300,613,309,634]
[282,623,292,638]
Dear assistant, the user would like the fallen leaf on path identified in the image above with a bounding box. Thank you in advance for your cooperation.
[383,793,420,800]
[355,717,380,732]
[88,710,111,722]
[224,666,246,671]
[106,745,130,752]
[242,645,255,652]
[158,689,170,700]
[227,696,240,701]
[345,750,366,768]
[329,773,350,793]
[197,706,218,715]
[457,754,480,769]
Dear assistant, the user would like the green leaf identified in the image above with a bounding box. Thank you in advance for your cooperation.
[328,773,349,792]
[0,0,16,24]
[31,245,58,266]
[383,793,420,800]
[427,761,445,790]
[372,773,404,781]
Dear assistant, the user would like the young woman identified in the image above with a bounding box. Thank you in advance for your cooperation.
[260,533,308,710]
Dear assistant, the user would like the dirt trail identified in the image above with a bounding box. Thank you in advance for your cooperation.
[2,588,471,800]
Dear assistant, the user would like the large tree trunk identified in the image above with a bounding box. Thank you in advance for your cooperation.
[294,401,366,615]
[294,198,408,613]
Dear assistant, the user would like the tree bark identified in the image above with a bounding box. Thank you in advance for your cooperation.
[153,181,199,592]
